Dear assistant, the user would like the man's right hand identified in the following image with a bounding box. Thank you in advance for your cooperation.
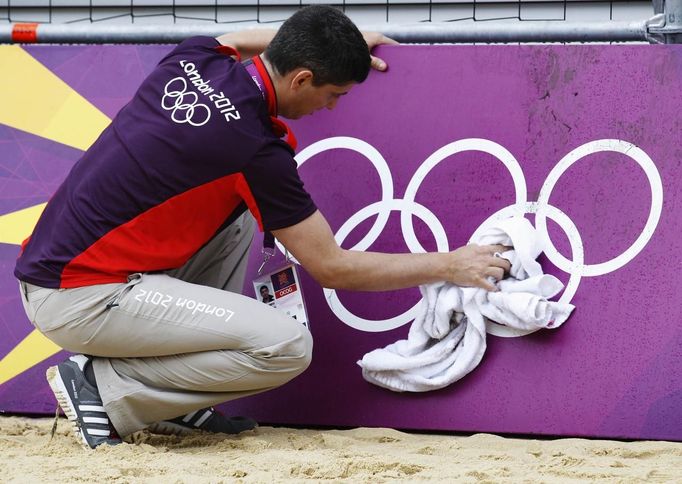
[446,244,512,292]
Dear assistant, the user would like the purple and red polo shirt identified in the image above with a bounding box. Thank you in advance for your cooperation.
[15,36,317,289]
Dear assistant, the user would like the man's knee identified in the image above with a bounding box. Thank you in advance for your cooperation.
[292,325,314,374]
[249,321,313,376]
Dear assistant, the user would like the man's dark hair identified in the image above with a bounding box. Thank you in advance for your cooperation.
[264,5,371,86]
[260,285,269,293]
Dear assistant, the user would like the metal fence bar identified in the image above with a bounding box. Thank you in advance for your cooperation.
[0,0,648,6]
[0,20,654,43]
[379,22,650,42]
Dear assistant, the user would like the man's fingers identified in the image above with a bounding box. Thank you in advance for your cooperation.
[485,267,505,281]
[477,277,498,292]
[490,256,511,272]
[487,244,512,254]
[370,55,388,72]
[364,32,398,71]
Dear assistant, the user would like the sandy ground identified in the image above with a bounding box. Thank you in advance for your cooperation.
[0,416,681,483]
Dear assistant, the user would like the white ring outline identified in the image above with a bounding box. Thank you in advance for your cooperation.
[171,90,198,110]
[163,77,187,99]
[535,139,663,277]
[278,137,395,263]
[171,101,211,127]
[323,198,448,332]
[402,139,527,253]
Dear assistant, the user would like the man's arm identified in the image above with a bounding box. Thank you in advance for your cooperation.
[216,29,396,72]
[216,29,278,60]
[272,210,510,292]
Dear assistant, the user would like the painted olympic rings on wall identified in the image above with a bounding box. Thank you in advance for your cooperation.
[288,137,663,335]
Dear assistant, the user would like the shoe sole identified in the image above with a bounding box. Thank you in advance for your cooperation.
[146,420,194,436]
[147,418,258,436]
[46,366,90,449]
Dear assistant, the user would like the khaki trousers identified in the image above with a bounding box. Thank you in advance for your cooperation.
[19,213,313,437]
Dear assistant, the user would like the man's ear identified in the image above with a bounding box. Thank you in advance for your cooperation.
[289,69,314,91]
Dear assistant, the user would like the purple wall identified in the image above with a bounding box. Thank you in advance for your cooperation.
[1,44,680,441]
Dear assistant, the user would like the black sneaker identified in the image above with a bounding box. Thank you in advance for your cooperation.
[46,354,122,449]
[147,407,257,436]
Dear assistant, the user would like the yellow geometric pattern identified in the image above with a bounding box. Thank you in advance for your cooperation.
[0,330,61,385]
[0,45,110,151]
[0,202,46,245]
[0,46,112,387]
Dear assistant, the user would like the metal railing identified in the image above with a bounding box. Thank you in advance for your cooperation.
[0,0,680,43]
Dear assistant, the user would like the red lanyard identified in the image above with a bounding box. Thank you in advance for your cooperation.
[238,52,298,151]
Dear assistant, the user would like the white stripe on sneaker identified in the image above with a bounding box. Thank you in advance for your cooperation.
[86,428,110,437]
[83,417,109,425]
[79,405,106,412]
[194,410,212,428]
[182,411,197,423]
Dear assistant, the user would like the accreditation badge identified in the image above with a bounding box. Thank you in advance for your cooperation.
[252,264,309,328]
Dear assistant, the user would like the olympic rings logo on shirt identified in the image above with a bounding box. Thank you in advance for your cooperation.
[282,137,663,336]
[161,77,211,127]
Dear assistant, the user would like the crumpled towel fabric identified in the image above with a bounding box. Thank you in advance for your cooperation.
[357,217,574,392]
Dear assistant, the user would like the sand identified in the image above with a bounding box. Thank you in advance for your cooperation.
[0,416,681,483]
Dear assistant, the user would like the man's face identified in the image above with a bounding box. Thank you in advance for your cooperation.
[283,80,356,119]
[260,287,269,297]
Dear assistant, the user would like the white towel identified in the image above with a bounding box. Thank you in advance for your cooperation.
[357,217,574,392]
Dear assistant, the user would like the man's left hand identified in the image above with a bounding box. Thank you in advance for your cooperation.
[362,32,399,71]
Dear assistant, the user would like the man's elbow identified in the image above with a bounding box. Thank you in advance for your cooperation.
[310,265,339,289]
[308,254,354,290]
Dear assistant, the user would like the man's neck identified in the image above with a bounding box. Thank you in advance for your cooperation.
[260,55,276,81]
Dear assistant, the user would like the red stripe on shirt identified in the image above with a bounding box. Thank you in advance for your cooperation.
[60,174,244,288]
